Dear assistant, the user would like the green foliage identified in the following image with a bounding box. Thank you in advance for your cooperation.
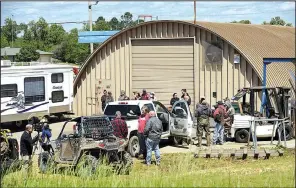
[1,34,9,48]
[1,18,21,43]
[231,20,251,24]
[3,52,9,60]
[15,44,40,62]
[262,16,293,26]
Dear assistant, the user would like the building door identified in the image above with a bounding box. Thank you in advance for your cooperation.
[131,38,195,108]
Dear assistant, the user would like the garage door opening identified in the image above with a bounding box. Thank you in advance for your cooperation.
[131,38,195,108]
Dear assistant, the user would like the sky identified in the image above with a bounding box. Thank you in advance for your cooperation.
[1,1,295,31]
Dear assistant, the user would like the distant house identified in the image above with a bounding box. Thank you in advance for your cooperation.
[0,47,53,63]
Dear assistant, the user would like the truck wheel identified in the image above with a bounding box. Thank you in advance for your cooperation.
[168,136,182,146]
[128,135,139,157]
[279,124,293,141]
[28,117,39,125]
[235,129,249,143]
[15,121,24,128]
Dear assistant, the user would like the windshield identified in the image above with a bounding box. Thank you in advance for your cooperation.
[104,105,141,118]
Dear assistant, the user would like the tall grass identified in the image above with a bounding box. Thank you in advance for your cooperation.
[1,151,295,187]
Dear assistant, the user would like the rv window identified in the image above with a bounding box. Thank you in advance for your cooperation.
[51,73,63,83]
[24,77,45,103]
[52,90,64,103]
[1,84,18,98]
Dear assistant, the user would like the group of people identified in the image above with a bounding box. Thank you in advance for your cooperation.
[195,97,235,146]
[110,107,162,166]
[170,89,192,106]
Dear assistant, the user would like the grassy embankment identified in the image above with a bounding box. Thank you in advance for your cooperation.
[1,149,295,187]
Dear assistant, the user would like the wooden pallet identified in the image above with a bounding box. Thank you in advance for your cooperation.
[193,148,284,159]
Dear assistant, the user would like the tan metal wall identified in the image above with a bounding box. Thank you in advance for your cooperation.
[73,22,262,116]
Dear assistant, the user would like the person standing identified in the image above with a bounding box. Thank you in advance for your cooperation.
[135,106,150,160]
[181,89,191,106]
[144,111,163,166]
[212,101,227,145]
[170,93,179,106]
[118,90,130,101]
[195,99,212,147]
[106,91,114,104]
[101,90,108,112]
[20,124,40,170]
[140,89,150,100]
[111,111,129,147]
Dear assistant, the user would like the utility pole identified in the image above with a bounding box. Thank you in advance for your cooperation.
[88,1,99,54]
[194,0,196,24]
[11,14,14,47]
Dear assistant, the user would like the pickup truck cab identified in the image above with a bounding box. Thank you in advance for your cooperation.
[104,100,196,156]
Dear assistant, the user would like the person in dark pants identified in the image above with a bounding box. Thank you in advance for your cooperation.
[101,90,108,112]
[20,124,40,170]
[144,111,163,166]
[135,106,150,160]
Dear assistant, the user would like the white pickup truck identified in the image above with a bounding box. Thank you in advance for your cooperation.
[104,100,197,156]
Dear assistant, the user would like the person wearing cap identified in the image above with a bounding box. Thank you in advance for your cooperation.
[212,101,227,145]
[140,89,150,100]
[118,90,130,101]
[195,99,212,147]
[20,124,40,170]
[150,92,157,101]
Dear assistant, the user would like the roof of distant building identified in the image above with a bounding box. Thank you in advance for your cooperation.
[1,47,53,56]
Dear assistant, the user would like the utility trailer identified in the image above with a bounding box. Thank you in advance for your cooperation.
[225,87,293,143]
[1,62,74,127]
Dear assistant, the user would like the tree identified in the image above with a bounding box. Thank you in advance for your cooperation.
[109,17,119,30]
[1,34,9,48]
[15,44,40,62]
[120,12,135,29]
[262,16,292,26]
[47,24,66,45]
[2,52,9,60]
[94,16,110,31]
[231,20,251,24]
[1,18,21,44]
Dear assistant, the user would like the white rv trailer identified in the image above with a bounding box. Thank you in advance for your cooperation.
[1,62,74,126]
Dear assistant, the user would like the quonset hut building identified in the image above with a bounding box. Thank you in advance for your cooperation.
[73,20,295,116]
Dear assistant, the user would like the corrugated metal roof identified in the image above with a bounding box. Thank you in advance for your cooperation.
[74,20,295,88]
[190,21,295,87]
[36,50,53,55]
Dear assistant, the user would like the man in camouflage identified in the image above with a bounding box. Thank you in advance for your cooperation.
[195,98,212,147]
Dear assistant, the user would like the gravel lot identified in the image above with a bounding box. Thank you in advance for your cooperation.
[5,120,295,157]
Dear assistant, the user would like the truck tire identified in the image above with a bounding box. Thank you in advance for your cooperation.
[128,135,139,157]
[168,136,182,146]
[235,129,249,143]
[279,124,293,141]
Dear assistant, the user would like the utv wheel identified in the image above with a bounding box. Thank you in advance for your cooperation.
[168,136,183,146]
[38,152,55,173]
[235,129,249,143]
[76,155,98,177]
[128,136,139,157]
[117,151,133,175]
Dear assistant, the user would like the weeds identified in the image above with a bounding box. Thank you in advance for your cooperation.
[1,151,295,187]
